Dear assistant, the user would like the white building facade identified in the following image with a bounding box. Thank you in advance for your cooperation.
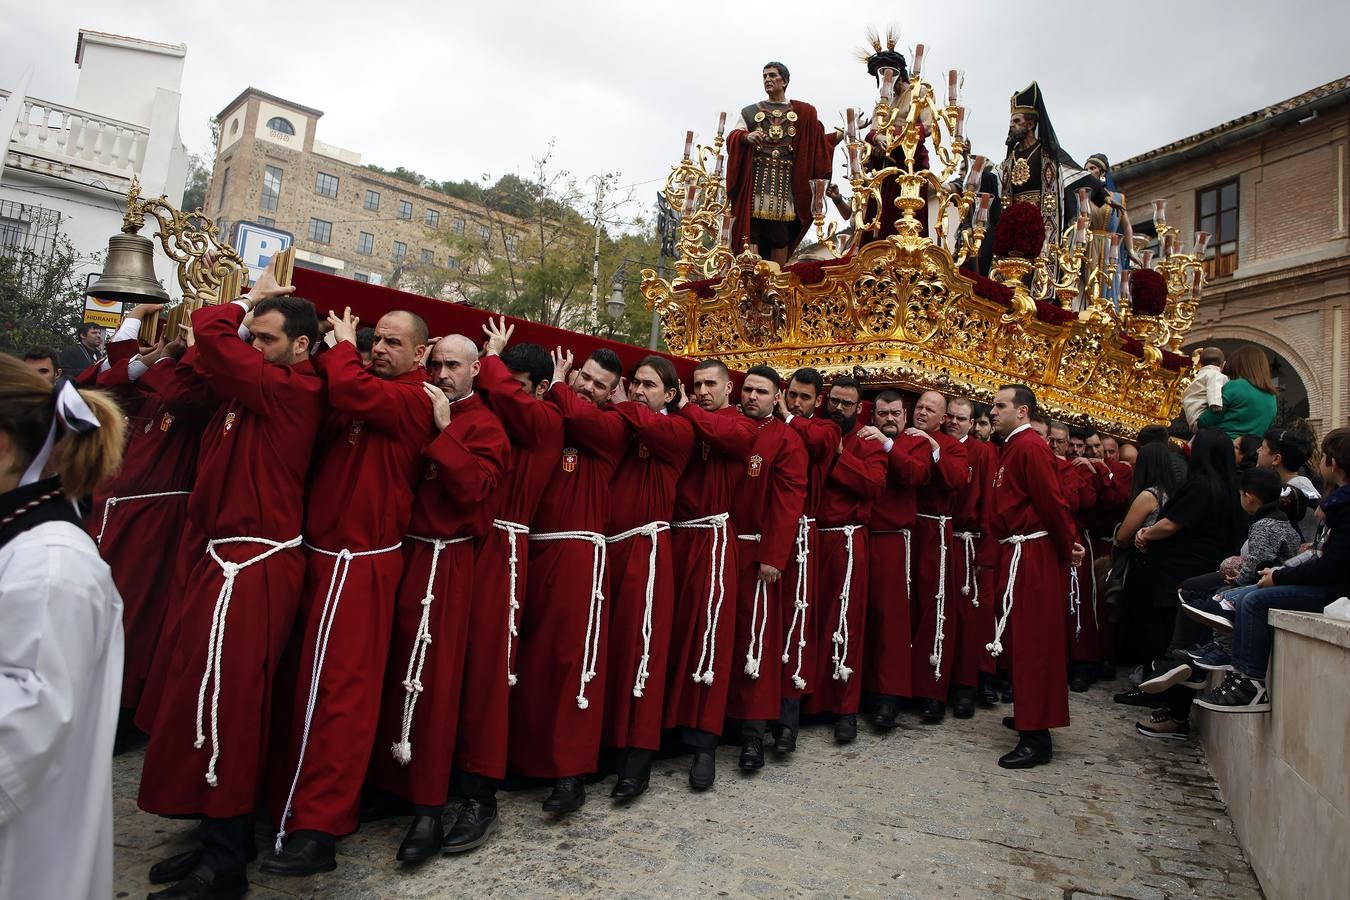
[0,29,190,289]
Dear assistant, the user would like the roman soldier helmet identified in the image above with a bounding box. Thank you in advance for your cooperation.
[1009,81,1079,168]
[860,26,908,83]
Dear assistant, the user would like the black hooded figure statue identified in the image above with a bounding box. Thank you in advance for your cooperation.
[1000,82,1079,248]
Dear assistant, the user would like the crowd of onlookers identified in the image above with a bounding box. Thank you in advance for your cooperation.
[1102,346,1348,739]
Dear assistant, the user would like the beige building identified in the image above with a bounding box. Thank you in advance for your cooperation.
[203,87,520,290]
[1114,76,1350,432]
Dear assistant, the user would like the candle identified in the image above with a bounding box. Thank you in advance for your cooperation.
[847,143,862,178]
[714,154,724,178]
[1140,249,1154,269]
[1076,187,1091,218]
[1193,230,1211,256]
[1162,232,1176,259]
[683,130,693,161]
[1073,216,1088,247]
[809,179,828,217]
[716,112,726,138]
[846,107,859,141]
[954,107,967,141]
[1108,232,1123,260]
[947,70,959,106]
[965,154,987,190]
[682,183,698,217]
[975,192,992,226]
[879,68,896,103]
[719,211,735,246]
[913,44,926,78]
[1121,269,1132,300]
[1151,198,1167,226]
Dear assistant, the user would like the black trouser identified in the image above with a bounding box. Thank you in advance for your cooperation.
[199,815,253,875]
[450,769,498,802]
[776,697,800,734]
[682,727,718,751]
[740,720,766,740]
[614,748,654,779]
[1178,571,1227,606]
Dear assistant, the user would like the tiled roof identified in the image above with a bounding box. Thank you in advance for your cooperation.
[1117,75,1350,170]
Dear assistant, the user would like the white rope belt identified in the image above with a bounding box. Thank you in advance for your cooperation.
[528,529,607,709]
[735,533,768,678]
[493,519,530,686]
[276,539,402,853]
[193,534,302,789]
[821,524,863,682]
[873,527,913,598]
[390,534,474,765]
[1068,564,1082,638]
[954,530,981,608]
[987,531,1049,657]
[781,515,814,690]
[96,490,190,545]
[607,521,671,697]
[671,512,731,685]
[917,514,952,675]
[1085,528,1098,631]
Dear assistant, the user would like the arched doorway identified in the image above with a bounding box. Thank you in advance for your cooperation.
[1183,339,1310,424]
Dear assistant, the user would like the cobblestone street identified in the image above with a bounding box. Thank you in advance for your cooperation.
[112,682,1262,899]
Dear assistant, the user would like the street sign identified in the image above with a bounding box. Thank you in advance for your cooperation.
[232,221,294,284]
[83,294,122,328]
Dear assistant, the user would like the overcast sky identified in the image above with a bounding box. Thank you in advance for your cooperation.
[5,0,1348,220]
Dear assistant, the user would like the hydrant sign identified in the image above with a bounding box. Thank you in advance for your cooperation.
[83,295,122,328]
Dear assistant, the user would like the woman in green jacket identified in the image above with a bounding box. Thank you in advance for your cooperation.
[1198,345,1278,439]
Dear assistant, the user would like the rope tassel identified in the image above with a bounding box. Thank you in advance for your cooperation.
[821,525,861,682]
[986,531,1049,657]
[493,519,530,688]
[672,513,731,686]
[780,516,813,690]
[918,515,951,676]
[606,522,670,698]
[529,530,608,709]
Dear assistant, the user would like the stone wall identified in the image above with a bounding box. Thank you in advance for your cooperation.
[1196,610,1350,900]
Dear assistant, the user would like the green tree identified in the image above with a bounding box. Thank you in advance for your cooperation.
[0,236,93,355]
[181,152,211,212]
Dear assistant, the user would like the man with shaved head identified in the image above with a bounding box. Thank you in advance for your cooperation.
[365,334,508,862]
[908,390,970,724]
[266,307,435,876]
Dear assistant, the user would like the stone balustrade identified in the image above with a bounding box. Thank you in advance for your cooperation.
[2,88,149,184]
[1196,608,1350,900]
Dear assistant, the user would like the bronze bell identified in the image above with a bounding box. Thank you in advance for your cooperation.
[87,233,170,303]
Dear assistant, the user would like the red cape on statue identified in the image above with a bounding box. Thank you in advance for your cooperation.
[725,99,833,255]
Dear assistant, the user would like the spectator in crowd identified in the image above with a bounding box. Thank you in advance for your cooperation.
[1197,346,1277,440]
[1257,427,1320,539]
[21,348,60,385]
[1138,425,1187,482]
[1233,435,1261,473]
[1118,441,1138,465]
[1111,442,1180,679]
[356,327,377,366]
[1131,428,1244,735]
[0,355,126,900]
[58,323,106,376]
[1193,427,1350,713]
[1178,466,1303,673]
[1180,347,1227,432]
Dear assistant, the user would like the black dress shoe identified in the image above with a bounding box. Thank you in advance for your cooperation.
[773,728,797,754]
[833,714,858,743]
[258,835,336,877]
[869,697,899,729]
[998,741,1053,769]
[542,777,585,814]
[1001,715,1016,731]
[147,864,247,900]
[443,798,497,853]
[1068,665,1092,693]
[977,682,999,709]
[395,814,443,864]
[951,693,975,719]
[919,699,945,724]
[611,775,650,800]
[149,848,204,885]
[738,737,765,770]
[999,684,1014,703]
[688,751,715,790]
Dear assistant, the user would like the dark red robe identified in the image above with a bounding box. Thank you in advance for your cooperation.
[1062,459,1101,663]
[138,302,323,820]
[602,403,693,752]
[725,99,832,255]
[456,355,564,780]
[271,341,433,840]
[987,427,1079,731]
[804,422,886,716]
[953,436,999,686]
[865,432,932,698]
[910,430,970,702]
[726,417,807,722]
[367,393,507,806]
[507,384,627,778]
[663,404,756,735]
[782,414,840,699]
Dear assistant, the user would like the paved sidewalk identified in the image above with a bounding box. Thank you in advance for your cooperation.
[113,682,1262,899]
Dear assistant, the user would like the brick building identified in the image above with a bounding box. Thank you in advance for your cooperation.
[203,87,521,291]
[1114,76,1350,432]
